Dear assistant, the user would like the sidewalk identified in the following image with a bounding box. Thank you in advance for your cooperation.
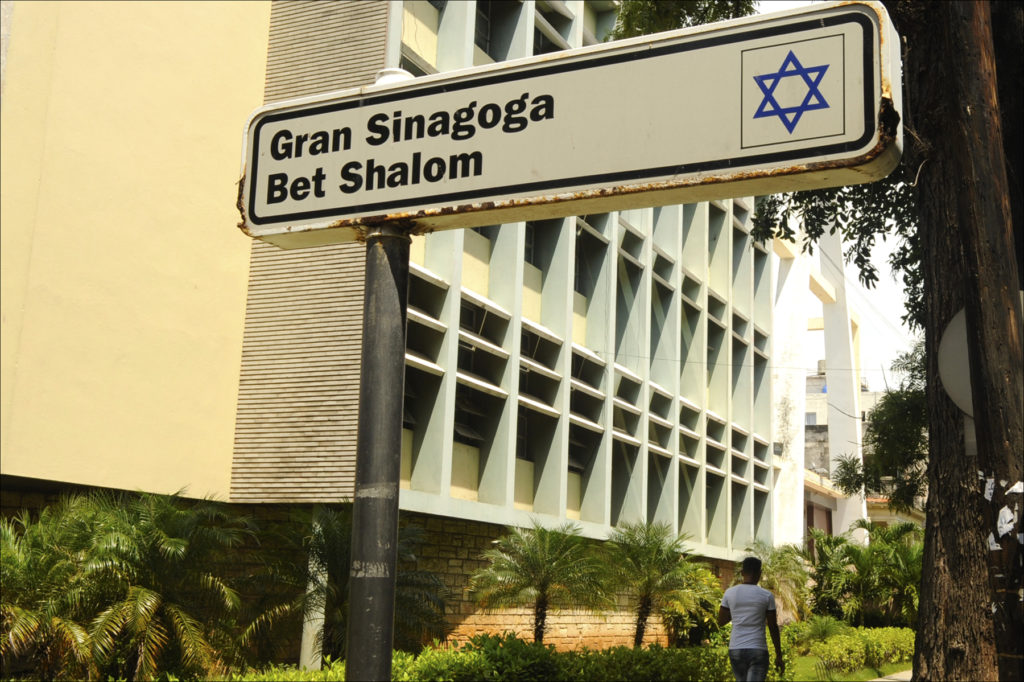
[871,670,912,681]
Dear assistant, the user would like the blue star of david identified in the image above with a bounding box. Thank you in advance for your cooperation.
[753,51,830,134]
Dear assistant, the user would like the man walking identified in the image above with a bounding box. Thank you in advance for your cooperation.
[718,556,785,682]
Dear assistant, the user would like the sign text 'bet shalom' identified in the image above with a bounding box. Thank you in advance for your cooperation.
[239,1,901,248]
[266,93,555,202]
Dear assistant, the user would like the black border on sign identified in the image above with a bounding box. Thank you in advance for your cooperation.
[247,11,875,226]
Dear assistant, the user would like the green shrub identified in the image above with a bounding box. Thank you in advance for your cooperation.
[227,657,346,681]
[783,615,851,656]
[806,614,850,641]
[230,634,802,681]
[556,645,718,682]
[781,621,811,655]
[810,634,867,674]
[402,646,490,681]
[856,627,915,668]
[457,632,561,681]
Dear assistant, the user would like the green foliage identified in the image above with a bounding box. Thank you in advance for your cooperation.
[85,491,253,680]
[610,0,755,39]
[1,498,100,680]
[752,165,924,330]
[388,635,792,682]
[227,657,346,681]
[855,627,915,669]
[659,565,723,647]
[781,621,811,656]
[603,522,705,647]
[806,626,915,676]
[783,615,851,657]
[242,505,447,661]
[806,615,851,643]
[3,493,448,680]
[457,632,561,681]
[804,528,850,620]
[468,521,611,644]
[810,634,868,674]
[834,340,928,513]
[397,646,490,682]
[804,521,923,629]
[1,491,253,681]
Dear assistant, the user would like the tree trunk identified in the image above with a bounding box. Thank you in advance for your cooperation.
[634,597,651,648]
[887,2,1023,679]
[952,3,1024,677]
[534,595,547,644]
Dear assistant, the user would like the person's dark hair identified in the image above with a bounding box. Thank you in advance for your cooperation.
[741,556,762,576]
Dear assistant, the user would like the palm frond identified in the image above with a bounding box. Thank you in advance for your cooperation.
[91,601,131,661]
[0,604,42,657]
[134,617,169,682]
[163,602,213,671]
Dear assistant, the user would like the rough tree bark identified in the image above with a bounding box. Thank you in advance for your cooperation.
[888,2,1023,680]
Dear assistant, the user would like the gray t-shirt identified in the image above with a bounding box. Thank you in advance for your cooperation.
[721,583,776,650]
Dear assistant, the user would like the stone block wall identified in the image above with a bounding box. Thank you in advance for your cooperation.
[405,512,675,650]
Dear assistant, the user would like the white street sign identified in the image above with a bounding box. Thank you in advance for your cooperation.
[238,1,901,248]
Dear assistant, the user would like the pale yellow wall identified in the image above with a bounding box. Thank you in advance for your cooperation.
[572,292,588,346]
[450,442,479,500]
[462,229,491,297]
[409,234,426,266]
[401,428,413,488]
[0,1,272,499]
[402,0,439,67]
[523,263,543,322]
[513,458,534,510]
[566,471,581,519]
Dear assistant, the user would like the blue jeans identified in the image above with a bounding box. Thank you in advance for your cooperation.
[729,648,769,682]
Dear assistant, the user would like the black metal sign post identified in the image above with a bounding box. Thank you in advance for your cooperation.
[345,224,411,682]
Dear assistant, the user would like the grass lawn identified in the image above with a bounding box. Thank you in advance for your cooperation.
[791,656,911,681]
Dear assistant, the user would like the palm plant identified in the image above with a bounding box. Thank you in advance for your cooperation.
[85,492,252,681]
[743,540,811,621]
[241,505,446,661]
[884,538,923,626]
[852,520,923,627]
[1,498,99,680]
[604,522,702,647]
[834,540,884,626]
[468,521,610,644]
[803,528,850,620]
[391,524,449,652]
[660,563,723,646]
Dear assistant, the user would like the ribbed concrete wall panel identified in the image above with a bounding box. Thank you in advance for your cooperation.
[232,0,387,502]
[263,0,389,102]
[232,239,367,502]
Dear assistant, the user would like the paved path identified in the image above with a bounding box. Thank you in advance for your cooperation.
[871,670,912,681]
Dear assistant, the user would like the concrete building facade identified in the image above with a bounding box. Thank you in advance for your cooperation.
[230,0,777,565]
[4,0,897,654]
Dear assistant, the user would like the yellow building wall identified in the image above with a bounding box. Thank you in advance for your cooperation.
[523,264,543,322]
[450,442,480,501]
[0,1,272,499]
[462,229,491,297]
[572,292,588,346]
[402,0,439,67]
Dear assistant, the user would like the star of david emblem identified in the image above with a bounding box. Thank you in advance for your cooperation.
[753,51,830,134]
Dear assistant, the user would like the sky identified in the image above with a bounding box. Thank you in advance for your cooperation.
[755,0,918,391]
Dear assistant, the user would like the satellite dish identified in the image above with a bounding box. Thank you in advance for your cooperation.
[937,308,973,417]
[938,292,1024,418]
